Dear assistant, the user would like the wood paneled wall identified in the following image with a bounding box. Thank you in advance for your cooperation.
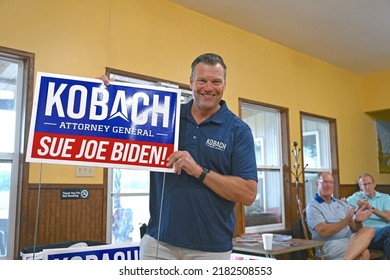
[18,183,106,258]
[339,184,390,198]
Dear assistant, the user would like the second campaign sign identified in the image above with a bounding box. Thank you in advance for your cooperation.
[26,72,181,172]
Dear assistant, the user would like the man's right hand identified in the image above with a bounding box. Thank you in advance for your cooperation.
[357,199,372,209]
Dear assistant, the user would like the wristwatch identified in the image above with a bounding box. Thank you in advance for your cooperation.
[198,167,210,183]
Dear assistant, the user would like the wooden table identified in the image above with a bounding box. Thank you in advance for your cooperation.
[233,238,325,259]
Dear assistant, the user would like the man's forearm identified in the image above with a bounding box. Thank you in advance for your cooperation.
[372,209,390,223]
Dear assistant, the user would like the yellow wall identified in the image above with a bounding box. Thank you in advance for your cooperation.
[362,71,390,113]
[1,0,389,184]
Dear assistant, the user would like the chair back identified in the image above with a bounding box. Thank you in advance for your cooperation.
[297,198,320,260]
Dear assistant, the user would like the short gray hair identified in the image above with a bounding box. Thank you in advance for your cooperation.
[190,53,227,79]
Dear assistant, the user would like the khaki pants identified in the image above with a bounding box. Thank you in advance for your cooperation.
[140,234,232,260]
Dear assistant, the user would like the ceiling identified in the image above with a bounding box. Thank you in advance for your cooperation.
[171,0,390,76]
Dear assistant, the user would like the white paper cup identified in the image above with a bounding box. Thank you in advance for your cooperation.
[262,233,273,250]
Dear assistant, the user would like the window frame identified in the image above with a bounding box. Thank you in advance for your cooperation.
[0,46,34,259]
[238,98,291,234]
[300,112,340,204]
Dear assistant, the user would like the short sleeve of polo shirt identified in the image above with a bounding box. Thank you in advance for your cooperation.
[306,200,325,234]
[379,193,390,211]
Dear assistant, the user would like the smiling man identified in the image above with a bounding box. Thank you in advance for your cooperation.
[347,173,390,260]
[140,53,258,260]
[99,54,258,260]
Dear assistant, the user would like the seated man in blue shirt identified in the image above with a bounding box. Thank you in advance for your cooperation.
[347,173,390,259]
[307,172,374,259]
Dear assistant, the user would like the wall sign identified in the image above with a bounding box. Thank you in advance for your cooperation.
[61,189,89,200]
[376,120,390,173]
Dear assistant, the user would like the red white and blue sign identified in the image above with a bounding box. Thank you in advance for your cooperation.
[26,72,181,172]
[42,242,140,260]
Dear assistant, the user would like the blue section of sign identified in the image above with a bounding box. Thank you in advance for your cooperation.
[34,75,178,144]
[46,245,140,260]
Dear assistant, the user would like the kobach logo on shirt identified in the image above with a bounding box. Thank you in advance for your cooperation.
[205,138,227,151]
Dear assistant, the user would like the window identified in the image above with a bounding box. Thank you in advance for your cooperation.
[110,169,150,243]
[0,52,26,259]
[105,69,192,243]
[240,100,288,232]
[301,114,338,204]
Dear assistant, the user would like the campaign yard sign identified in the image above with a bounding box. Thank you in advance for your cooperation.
[26,72,181,172]
[42,242,140,260]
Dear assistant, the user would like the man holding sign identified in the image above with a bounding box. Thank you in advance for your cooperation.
[103,53,258,260]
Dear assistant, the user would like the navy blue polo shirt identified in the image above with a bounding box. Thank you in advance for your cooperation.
[147,100,257,252]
